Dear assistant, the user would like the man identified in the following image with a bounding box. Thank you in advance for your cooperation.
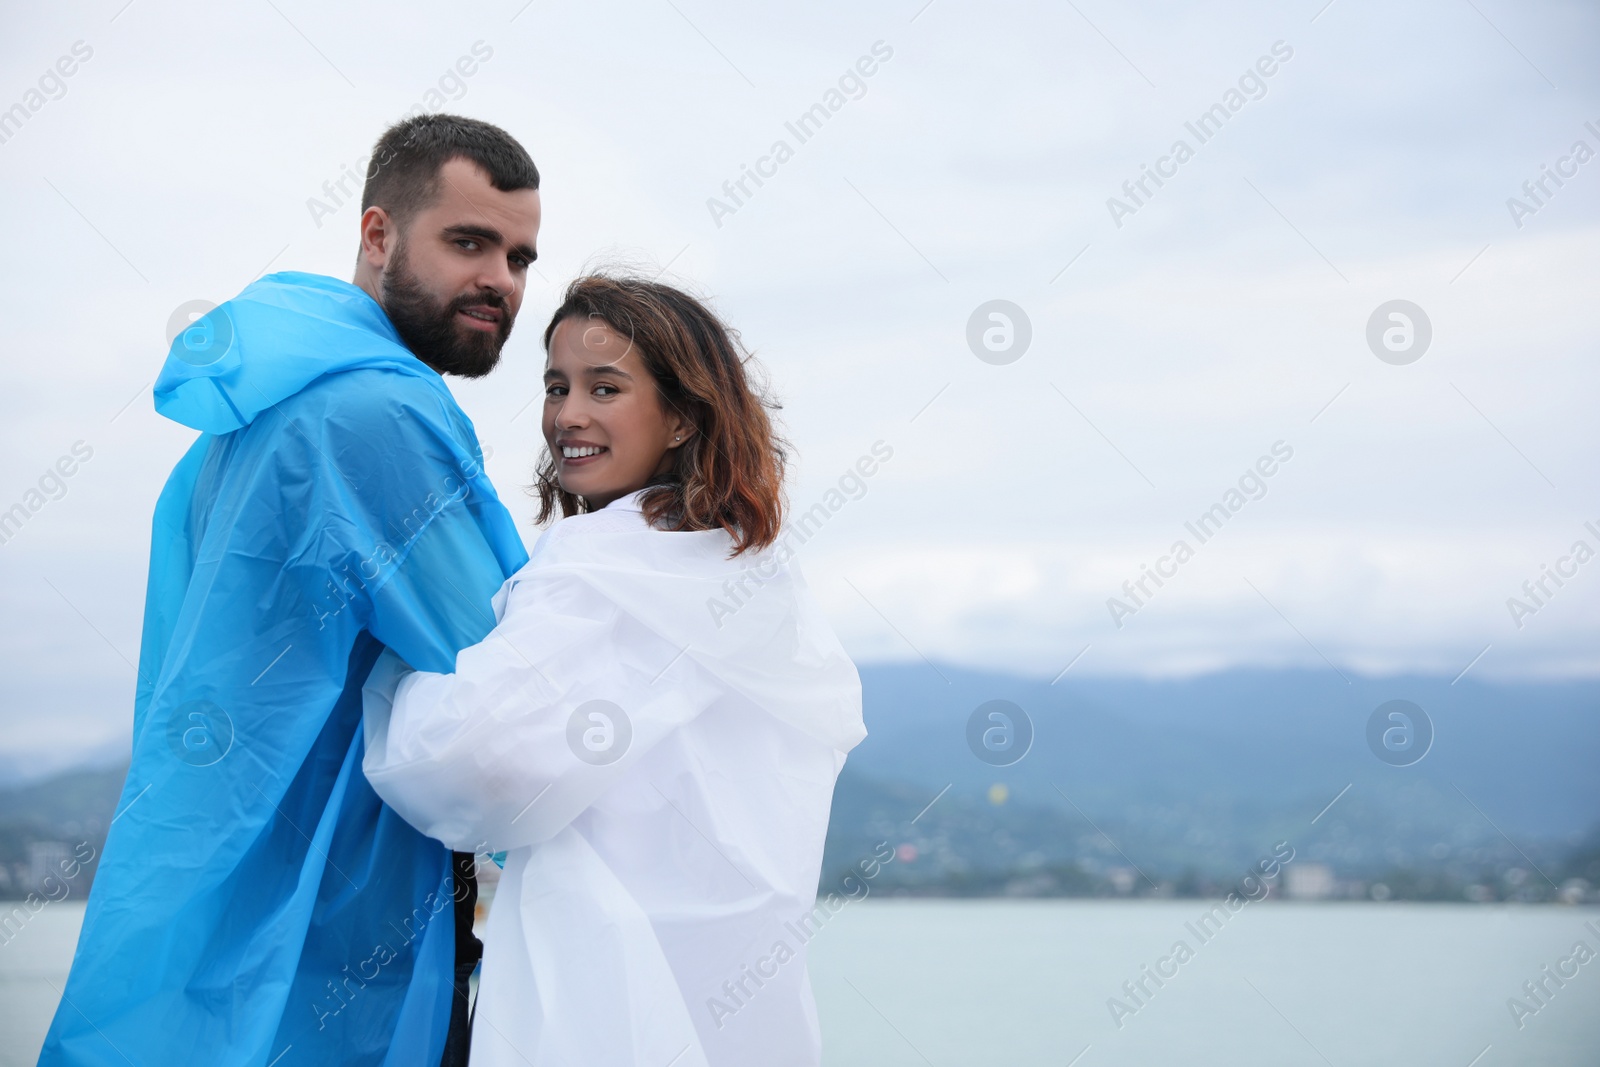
[39,115,541,1067]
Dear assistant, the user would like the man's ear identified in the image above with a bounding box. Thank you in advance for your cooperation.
[358,206,396,272]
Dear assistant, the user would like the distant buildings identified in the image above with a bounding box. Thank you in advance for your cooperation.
[28,841,70,894]
[1285,863,1335,900]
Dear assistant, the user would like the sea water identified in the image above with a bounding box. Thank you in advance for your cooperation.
[806,899,1600,1066]
[5,900,1598,1065]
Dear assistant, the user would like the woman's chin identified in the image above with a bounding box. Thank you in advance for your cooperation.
[562,483,618,509]
[562,477,649,510]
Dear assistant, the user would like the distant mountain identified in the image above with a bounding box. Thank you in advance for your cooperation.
[0,734,128,790]
[0,764,127,835]
[0,763,123,897]
[849,663,1598,832]
[820,664,1600,894]
[2,666,1595,901]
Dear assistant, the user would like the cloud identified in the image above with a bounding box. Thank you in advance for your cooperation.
[0,0,1596,760]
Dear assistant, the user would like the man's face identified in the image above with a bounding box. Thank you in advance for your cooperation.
[378,158,542,378]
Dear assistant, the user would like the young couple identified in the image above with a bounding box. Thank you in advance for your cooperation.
[40,115,864,1067]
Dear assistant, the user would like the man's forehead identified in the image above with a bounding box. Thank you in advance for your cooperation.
[423,159,540,227]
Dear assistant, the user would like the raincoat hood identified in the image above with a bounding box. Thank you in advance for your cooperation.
[154,271,436,434]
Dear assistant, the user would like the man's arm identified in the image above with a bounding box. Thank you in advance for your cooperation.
[285,367,529,669]
[279,366,529,1060]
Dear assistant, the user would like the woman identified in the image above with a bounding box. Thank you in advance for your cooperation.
[362,274,866,1066]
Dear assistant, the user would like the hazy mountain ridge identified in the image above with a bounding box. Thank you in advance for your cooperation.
[849,663,1599,836]
[819,664,1599,898]
[1,666,1594,900]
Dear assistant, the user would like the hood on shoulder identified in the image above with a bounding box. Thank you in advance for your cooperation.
[153,271,439,434]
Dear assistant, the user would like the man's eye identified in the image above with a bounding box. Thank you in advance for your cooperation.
[456,239,479,251]
[510,255,529,270]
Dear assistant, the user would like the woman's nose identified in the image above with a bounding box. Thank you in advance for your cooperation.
[554,399,588,428]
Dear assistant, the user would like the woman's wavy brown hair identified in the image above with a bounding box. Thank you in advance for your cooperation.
[532,273,787,554]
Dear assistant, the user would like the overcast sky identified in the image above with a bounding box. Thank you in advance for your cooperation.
[1,0,1596,768]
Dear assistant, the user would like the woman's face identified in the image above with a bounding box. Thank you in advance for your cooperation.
[542,316,691,510]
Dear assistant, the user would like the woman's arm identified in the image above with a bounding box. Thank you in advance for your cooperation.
[362,567,711,852]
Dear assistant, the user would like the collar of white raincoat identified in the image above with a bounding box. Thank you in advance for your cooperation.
[600,488,648,512]
[498,493,866,754]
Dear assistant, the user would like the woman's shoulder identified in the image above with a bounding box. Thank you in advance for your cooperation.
[526,499,652,559]
[497,499,752,620]
[525,493,751,569]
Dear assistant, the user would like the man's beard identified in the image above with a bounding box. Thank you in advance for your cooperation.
[381,241,513,379]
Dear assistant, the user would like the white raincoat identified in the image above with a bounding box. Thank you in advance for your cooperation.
[362,490,866,1066]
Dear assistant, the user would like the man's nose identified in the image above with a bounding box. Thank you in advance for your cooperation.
[476,258,517,303]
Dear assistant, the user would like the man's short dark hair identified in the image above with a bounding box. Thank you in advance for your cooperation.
[361,114,540,227]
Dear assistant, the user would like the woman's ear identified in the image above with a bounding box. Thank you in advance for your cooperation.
[666,412,695,449]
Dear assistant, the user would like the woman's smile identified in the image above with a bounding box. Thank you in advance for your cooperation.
[558,440,609,465]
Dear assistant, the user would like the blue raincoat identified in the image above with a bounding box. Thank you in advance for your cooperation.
[39,272,529,1066]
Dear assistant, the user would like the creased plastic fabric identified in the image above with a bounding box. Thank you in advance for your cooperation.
[38,272,528,1067]
[362,496,866,1066]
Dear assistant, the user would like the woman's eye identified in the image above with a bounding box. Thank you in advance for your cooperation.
[593,384,619,397]
[545,384,567,397]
